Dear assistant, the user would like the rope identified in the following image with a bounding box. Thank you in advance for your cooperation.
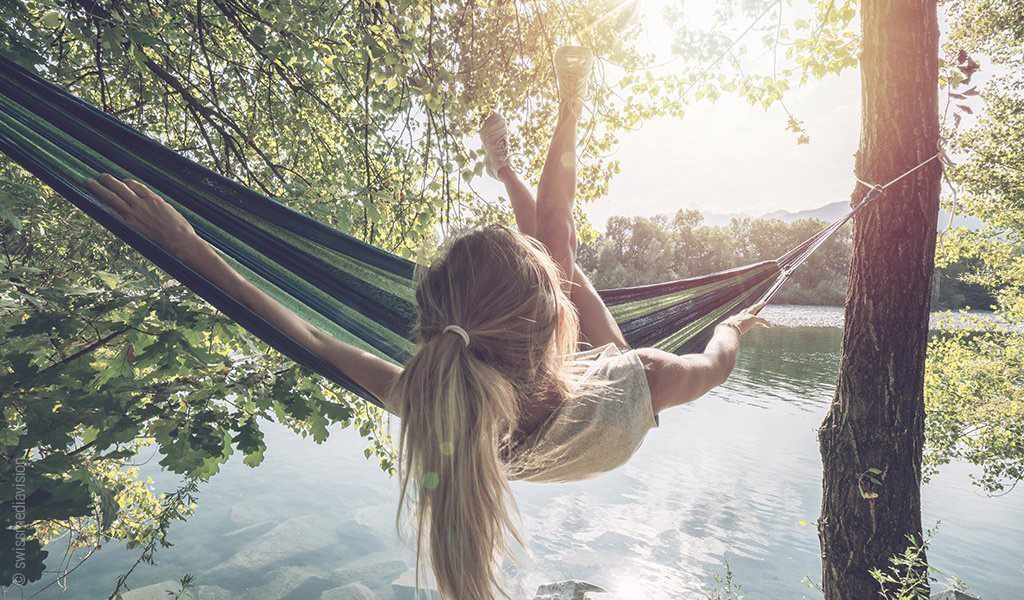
[854,152,942,193]
[756,151,943,308]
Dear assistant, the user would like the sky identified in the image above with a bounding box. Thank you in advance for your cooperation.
[588,0,866,225]
[589,71,862,225]
[475,1,867,230]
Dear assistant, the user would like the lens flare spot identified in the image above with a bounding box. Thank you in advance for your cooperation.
[422,471,440,490]
[440,441,454,456]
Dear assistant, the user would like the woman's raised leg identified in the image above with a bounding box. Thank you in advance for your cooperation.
[535,105,579,246]
[536,47,627,349]
[535,46,592,280]
[480,112,537,236]
[498,167,538,237]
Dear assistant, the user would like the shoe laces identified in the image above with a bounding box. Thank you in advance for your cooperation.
[492,134,510,160]
[559,70,592,101]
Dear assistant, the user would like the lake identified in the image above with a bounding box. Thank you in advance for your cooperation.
[18,306,1024,599]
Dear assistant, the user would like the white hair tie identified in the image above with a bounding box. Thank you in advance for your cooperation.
[442,325,470,346]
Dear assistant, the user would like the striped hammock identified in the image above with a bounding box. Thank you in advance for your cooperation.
[0,53,862,407]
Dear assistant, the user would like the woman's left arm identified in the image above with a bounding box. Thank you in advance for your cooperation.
[641,304,770,414]
[570,263,628,349]
[84,175,402,409]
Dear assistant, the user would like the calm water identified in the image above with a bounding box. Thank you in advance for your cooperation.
[19,307,1024,599]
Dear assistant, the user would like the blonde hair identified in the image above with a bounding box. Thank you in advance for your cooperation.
[390,225,580,599]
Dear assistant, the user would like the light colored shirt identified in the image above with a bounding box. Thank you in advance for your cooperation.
[505,343,657,483]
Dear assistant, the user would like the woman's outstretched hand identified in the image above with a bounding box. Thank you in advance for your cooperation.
[644,301,773,414]
[84,175,401,405]
[84,174,197,255]
[717,302,772,335]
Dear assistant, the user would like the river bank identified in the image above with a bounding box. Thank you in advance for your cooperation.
[759,304,1011,330]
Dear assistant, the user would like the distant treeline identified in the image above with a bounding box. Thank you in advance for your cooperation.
[578,210,993,309]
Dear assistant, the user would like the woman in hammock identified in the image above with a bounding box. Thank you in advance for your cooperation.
[84,46,768,600]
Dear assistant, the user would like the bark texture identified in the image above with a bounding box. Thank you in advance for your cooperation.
[817,1,941,598]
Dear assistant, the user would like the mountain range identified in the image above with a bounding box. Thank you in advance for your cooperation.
[701,200,985,231]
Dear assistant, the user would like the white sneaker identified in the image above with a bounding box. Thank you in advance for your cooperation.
[480,112,511,179]
[554,46,594,117]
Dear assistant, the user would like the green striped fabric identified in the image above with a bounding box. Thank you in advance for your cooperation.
[0,54,816,407]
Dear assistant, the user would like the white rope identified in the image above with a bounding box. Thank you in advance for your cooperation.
[855,152,942,191]
[759,151,944,306]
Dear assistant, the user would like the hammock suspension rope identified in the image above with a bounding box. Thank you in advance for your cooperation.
[758,152,943,305]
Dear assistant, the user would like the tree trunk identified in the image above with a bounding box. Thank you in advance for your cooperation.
[817,1,941,598]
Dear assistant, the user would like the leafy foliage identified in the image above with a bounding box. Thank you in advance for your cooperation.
[0,0,669,591]
[869,523,972,600]
[705,559,744,600]
[0,159,356,587]
[922,0,1024,495]
[660,0,861,144]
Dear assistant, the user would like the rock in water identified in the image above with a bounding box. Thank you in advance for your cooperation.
[930,592,981,600]
[222,518,276,539]
[331,551,407,589]
[212,515,341,573]
[197,586,232,600]
[207,515,383,581]
[533,580,612,600]
[321,582,378,600]
[120,581,180,600]
[121,581,229,600]
[240,565,335,600]
[391,568,439,600]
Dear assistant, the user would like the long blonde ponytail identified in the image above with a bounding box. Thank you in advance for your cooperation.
[390,226,579,599]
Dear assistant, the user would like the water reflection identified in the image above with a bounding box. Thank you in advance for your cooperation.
[722,326,841,410]
[511,329,829,597]
[19,320,1024,599]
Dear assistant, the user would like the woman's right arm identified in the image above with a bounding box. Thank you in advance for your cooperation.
[85,175,402,408]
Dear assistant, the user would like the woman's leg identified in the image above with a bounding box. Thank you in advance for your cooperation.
[535,49,628,349]
[497,166,537,237]
[480,112,539,236]
[536,106,626,349]
[535,45,592,266]
[535,105,579,237]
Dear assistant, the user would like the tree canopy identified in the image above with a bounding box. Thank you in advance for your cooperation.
[0,0,665,588]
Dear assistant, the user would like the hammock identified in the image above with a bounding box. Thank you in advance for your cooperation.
[0,53,867,407]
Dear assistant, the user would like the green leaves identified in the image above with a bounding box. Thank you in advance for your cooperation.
[661,0,860,134]
[125,29,162,49]
[868,526,942,600]
[0,0,673,589]
[0,204,21,230]
[0,168,367,584]
[39,11,61,29]
[923,0,1024,496]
